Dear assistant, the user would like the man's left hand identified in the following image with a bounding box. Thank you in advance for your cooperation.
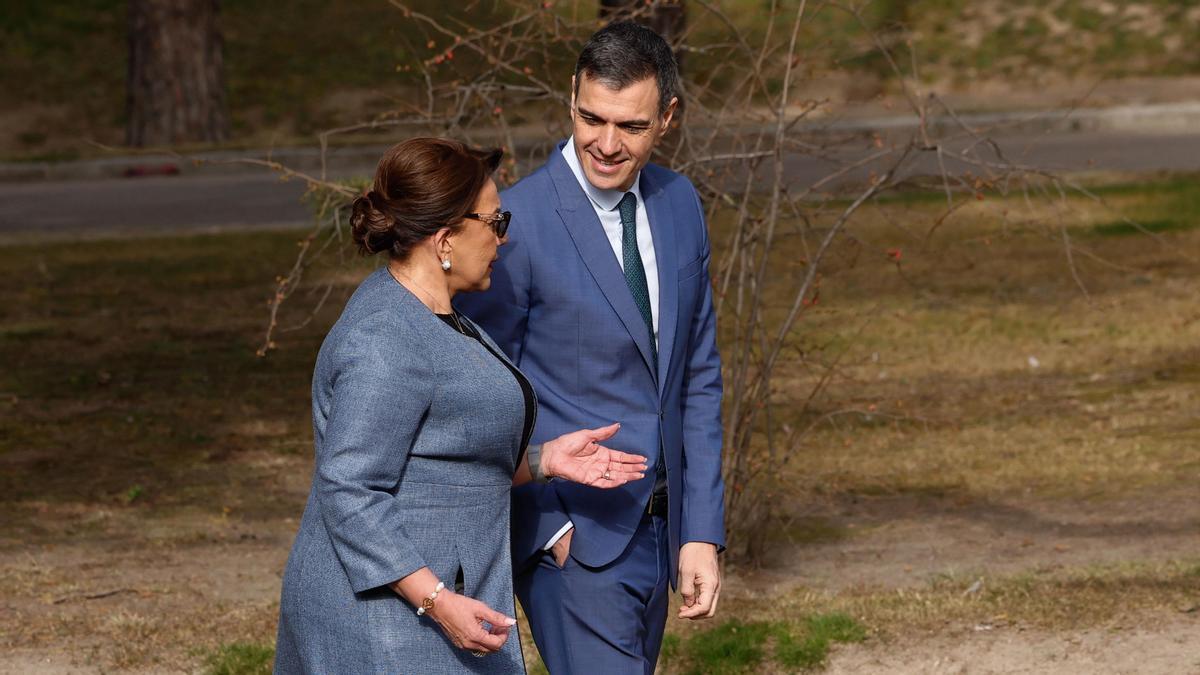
[677,542,720,620]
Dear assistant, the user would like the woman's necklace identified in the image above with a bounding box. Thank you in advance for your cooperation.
[387,263,466,334]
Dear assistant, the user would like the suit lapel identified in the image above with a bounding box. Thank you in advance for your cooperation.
[642,170,677,397]
[548,151,658,380]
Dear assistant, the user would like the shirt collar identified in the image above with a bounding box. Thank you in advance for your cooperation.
[561,137,643,212]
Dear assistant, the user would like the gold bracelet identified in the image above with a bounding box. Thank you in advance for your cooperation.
[415,581,445,616]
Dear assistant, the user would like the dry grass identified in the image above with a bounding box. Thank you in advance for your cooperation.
[657,560,1200,672]
[725,178,1200,504]
[776,559,1200,637]
[1,176,1197,670]
[0,230,345,670]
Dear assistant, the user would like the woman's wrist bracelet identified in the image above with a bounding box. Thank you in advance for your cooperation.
[415,581,445,616]
[527,443,551,483]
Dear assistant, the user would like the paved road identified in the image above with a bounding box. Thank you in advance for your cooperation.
[0,172,314,239]
[2,130,1198,238]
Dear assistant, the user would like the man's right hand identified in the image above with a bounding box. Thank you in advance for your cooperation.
[551,527,574,568]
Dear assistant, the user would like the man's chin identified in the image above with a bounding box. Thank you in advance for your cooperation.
[584,168,630,192]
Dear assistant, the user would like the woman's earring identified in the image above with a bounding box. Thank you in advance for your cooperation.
[441,258,452,271]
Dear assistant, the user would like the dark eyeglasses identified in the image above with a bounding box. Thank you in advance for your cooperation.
[465,211,512,238]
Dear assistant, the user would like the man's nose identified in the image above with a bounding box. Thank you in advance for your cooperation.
[597,125,621,156]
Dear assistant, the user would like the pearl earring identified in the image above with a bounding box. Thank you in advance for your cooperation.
[441,258,452,271]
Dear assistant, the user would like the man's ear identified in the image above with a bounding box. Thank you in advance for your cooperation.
[659,96,679,137]
[569,75,578,118]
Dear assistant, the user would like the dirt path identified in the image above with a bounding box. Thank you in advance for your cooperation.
[824,620,1200,675]
[2,479,1196,673]
[745,490,1200,593]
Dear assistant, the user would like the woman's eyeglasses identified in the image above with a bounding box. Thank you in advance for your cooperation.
[465,211,512,238]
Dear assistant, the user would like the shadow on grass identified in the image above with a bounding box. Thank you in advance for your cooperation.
[0,230,367,538]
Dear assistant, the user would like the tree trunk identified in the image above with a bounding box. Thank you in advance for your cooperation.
[125,0,230,147]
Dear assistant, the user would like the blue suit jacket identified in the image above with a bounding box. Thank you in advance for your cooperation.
[456,143,725,585]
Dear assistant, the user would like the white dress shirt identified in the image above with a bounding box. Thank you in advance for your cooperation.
[544,139,662,551]
[561,138,660,340]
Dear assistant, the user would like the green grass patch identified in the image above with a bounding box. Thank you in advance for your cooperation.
[203,642,274,675]
[681,619,771,675]
[659,632,682,666]
[671,613,868,673]
[805,612,869,643]
[775,613,868,671]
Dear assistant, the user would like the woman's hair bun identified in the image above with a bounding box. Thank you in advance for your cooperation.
[350,191,395,255]
[365,189,387,208]
[349,138,503,259]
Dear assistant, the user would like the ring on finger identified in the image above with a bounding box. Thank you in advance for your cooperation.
[472,651,487,658]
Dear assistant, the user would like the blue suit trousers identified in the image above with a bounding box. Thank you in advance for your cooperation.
[516,514,670,674]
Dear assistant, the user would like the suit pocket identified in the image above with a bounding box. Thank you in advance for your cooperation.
[678,255,705,281]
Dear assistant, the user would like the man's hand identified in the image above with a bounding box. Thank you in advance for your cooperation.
[550,527,574,568]
[677,542,720,620]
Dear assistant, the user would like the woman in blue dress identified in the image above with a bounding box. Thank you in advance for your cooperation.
[273,138,646,674]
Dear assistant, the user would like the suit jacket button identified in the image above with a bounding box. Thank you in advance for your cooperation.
[658,410,664,418]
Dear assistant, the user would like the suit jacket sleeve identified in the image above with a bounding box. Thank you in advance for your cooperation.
[679,185,727,550]
[454,213,572,570]
[316,311,432,593]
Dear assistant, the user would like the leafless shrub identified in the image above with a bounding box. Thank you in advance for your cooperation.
[251,0,1144,562]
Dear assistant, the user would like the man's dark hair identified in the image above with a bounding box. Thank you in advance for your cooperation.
[574,20,679,116]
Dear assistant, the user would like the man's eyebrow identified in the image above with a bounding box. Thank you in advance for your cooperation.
[576,105,652,127]
[576,106,603,120]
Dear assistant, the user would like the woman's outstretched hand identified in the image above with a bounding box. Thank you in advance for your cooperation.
[541,423,648,488]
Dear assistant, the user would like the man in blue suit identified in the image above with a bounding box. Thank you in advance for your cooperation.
[455,21,725,674]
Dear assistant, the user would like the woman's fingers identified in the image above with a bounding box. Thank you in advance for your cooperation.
[592,444,647,469]
[603,469,646,485]
[477,605,517,629]
[469,629,507,652]
[607,447,648,467]
[466,604,515,651]
[486,621,513,636]
[585,422,621,442]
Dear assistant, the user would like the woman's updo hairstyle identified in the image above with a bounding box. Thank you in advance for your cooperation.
[350,138,503,258]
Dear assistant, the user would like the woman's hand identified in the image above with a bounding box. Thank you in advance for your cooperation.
[391,569,515,655]
[426,589,516,655]
[541,422,648,487]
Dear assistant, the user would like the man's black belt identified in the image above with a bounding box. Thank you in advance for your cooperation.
[646,492,668,518]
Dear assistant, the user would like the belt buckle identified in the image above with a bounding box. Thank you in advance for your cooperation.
[646,493,666,517]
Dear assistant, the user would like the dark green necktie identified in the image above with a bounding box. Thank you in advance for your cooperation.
[619,193,667,491]
[618,192,655,357]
